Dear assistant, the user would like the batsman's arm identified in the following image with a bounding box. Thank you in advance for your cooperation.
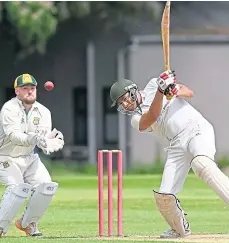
[138,89,164,131]
[176,84,194,99]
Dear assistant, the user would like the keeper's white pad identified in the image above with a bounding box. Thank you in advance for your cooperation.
[191,156,229,204]
[21,182,58,228]
[153,191,186,237]
[0,183,32,234]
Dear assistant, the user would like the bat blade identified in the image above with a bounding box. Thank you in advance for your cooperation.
[161,0,171,71]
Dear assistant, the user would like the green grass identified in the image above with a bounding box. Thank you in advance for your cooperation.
[0,173,229,243]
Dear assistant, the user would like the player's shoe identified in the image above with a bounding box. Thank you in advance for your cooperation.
[15,219,43,237]
[160,228,191,238]
[160,221,191,239]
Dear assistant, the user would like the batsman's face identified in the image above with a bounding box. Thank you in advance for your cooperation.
[117,92,137,112]
[15,85,37,105]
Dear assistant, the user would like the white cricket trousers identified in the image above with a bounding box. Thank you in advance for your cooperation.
[0,153,51,187]
[159,119,216,195]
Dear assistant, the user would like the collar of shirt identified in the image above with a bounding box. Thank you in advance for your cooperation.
[139,91,146,104]
[15,97,39,112]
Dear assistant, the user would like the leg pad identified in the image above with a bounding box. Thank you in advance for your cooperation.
[153,191,187,237]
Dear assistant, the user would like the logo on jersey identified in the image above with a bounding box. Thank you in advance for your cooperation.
[22,188,30,193]
[47,186,55,191]
[1,161,10,168]
[33,117,40,125]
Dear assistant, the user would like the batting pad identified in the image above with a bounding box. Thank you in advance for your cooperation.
[0,183,32,234]
[191,156,229,204]
[153,191,186,237]
[21,182,58,228]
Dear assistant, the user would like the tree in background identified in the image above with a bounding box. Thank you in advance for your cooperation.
[0,1,161,60]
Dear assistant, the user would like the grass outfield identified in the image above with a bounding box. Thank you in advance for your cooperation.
[0,173,229,243]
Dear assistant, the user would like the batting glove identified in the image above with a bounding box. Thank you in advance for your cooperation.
[164,83,180,100]
[156,70,176,93]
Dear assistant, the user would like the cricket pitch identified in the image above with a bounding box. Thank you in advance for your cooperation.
[79,234,229,242]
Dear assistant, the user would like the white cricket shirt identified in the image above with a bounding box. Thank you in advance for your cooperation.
[131,78,206,141]
[0,97,52,157]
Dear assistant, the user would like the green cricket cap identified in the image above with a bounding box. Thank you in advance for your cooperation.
[14,74,37,88]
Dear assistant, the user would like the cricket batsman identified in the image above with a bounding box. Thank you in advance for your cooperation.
[110,70,229,238]
[0,74,64,237]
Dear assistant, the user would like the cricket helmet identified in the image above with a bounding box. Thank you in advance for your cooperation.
[110,79,138,107]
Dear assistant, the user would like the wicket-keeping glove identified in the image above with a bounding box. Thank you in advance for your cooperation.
[27,131,64,155]
[44,128,64,155]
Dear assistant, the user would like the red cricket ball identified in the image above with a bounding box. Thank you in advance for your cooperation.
[44,81,54,91]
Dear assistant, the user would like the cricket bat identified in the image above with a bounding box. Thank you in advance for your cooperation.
[161,1,174,100]
[161,0,171,71]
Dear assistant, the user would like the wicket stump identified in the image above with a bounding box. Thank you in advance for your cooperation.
[98,150,123,237]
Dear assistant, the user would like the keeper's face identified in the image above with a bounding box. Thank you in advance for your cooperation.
[15,85,37,105]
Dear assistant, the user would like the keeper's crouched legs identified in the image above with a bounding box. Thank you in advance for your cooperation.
[153,191,191,238]
[15,182,58,237]
[21,182,58,227]
[0,183,32,236]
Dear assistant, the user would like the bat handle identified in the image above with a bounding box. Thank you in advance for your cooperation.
[164,65,170,71]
